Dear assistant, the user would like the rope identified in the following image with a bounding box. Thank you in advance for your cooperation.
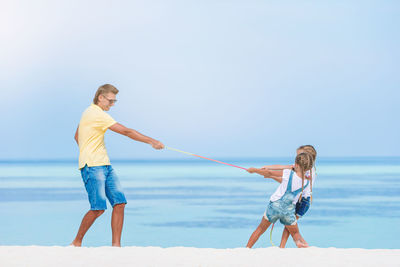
[166,146,280,247]
[165,146,247,170]
[269,223,277,247]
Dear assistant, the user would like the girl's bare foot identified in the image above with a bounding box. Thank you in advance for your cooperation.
[295,240,309,248]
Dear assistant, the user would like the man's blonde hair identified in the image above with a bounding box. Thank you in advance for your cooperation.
[93,84,119,104]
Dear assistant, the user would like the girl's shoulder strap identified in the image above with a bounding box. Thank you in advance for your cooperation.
[292,178,310,196]
[304,178,310,188]
[287,170,294,191]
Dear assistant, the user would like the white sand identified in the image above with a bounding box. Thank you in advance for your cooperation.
[0,246,399,267]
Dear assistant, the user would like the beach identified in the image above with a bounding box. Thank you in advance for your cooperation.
[2,0,399,265]
[1,246,399,267]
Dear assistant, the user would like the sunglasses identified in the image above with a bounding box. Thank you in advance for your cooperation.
[102,95,117,104]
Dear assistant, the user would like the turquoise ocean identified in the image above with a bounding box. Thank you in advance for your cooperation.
[0,157,399,249]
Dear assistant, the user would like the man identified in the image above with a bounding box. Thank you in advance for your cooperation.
[71,84,164,247]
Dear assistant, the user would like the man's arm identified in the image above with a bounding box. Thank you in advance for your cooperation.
[109,123,164,149]
[247,167,283,183]
[74,126,79,146]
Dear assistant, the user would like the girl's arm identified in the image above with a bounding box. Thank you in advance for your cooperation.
[261,164,293,170]
[247,168,283,183]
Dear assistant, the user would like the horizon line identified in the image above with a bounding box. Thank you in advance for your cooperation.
[0,156,400,164]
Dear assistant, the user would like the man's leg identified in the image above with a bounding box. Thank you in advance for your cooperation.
[71,210,105,246]
[111,203,125,247]
[246,217,272,248]
[105,166,127,247]
[72,165,107,246]
[285,224,308,248]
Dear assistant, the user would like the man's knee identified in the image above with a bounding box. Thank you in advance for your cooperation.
[113,203,126,210]
[91,210,105,217]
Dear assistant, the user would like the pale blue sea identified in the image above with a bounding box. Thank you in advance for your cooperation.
[0,157,399,249]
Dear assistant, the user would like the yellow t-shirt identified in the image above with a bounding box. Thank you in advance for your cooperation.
[78,104,117,169]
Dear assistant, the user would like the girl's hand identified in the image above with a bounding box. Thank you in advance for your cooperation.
[247,167,258,173]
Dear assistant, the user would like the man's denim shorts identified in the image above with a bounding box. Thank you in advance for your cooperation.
[81,165,127,210]
[295,197,311,218]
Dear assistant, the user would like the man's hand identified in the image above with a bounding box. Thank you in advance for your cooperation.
[74,126,79,146]
[151,140,164,150]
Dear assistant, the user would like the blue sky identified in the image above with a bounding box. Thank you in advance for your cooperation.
[0,0,399,160]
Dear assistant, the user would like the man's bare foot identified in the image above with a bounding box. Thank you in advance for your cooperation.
[70,240,82,247]
[112,243,121,247]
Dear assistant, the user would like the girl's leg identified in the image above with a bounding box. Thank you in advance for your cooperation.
[285,224,308,248]
[280,215,301,248]
[279,227,291,248]
[246,217,272,248]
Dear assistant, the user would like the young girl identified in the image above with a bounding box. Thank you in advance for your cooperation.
[246,152,314,248]
[260,145,317,247]
[279,145,317,248]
